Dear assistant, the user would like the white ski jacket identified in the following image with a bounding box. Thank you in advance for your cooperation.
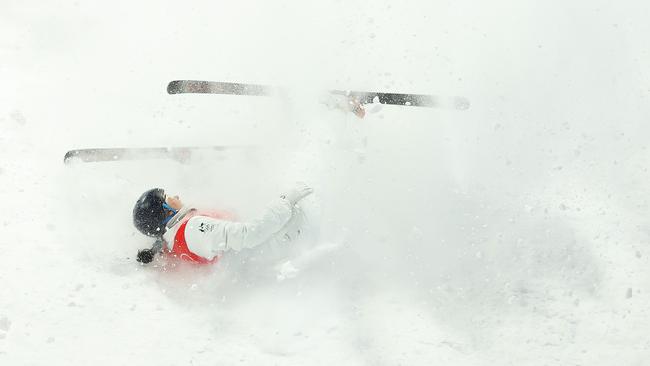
[161,198,303,261]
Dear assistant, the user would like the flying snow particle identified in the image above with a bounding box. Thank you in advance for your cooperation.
[0,316,10,332]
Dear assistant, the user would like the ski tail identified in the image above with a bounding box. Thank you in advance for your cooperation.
[330,89,470,110]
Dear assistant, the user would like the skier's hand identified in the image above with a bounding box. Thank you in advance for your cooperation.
[348,96,366,119]
[137,248,155,264]
[321,94,365,119]
[136,239,163,264]
[281,182,314,205]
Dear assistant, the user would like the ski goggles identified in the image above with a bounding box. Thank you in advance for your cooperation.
[161,202,178,224]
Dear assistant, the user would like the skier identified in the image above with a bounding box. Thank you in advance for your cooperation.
[132,183,313,265]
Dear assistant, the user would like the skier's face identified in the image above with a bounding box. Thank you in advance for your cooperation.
[165,194,183,210]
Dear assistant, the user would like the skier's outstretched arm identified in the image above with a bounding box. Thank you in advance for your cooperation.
[221,183,313,251]
[185,183,313,255]
[220,198,294,251]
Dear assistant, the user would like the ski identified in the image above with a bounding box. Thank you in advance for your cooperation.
[167,80,272,97]
[167,80,470,110]
[63,146,253,165]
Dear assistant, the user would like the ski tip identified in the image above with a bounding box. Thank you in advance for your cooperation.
[63,150,79,165]
[167,80,183,94]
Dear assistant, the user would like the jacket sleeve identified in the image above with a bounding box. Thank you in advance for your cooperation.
[186,198,295,255]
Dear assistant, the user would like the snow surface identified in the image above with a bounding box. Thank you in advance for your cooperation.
[3,0,650,365]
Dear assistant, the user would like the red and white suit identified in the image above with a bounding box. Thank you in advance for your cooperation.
[161,198,304,264]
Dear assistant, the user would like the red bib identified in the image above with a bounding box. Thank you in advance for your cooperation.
[166,210,236,265]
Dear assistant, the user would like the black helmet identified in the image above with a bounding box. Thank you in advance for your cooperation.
[133,188,168,237]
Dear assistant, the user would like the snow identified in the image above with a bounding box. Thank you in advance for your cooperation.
[3,0,650,364]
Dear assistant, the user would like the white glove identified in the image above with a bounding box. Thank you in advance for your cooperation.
[280,182,314,205]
